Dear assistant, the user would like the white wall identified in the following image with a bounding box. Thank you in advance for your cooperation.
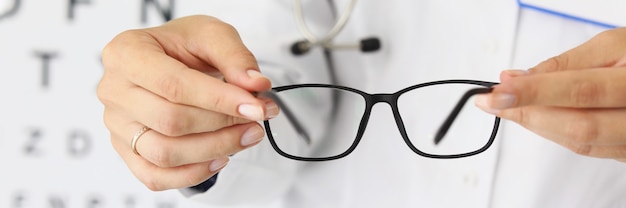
[0,1,210,207]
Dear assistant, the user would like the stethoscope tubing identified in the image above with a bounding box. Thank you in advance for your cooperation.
[292,0,357,47]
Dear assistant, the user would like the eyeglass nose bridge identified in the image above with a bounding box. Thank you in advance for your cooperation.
[358,93,402,130]
[360,92,409,132]
[365,93,398,105]
[347,92,402,152]
[361,93,404,124]
[356,92,404,136]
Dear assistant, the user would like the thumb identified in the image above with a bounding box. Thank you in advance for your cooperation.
[530,28,626,74]
[162,15,272,92]
[201,33,271,91]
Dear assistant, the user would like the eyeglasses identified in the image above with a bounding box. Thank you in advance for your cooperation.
[259,80,500,161]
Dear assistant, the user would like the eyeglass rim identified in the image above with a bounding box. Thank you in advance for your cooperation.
[264,79,500,161]
[270,79,498,93]
[264,118,500,161]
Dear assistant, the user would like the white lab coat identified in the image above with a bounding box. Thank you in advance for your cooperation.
[183,1,626,207]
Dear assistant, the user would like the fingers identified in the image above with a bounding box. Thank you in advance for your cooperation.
[101,90,268,191]
[101,15,271,121]
[483,28,626,110]
[495,106,626,159]
[476,67,626,110]
[98,15,279,190]
[133,122,263,168]
[99,73,278,136]
[499,69,529,82]
[111,134,229,191]
[499,106,626,145]
[530,28,626,73]
[107,83,253,136]
[613,55,626,67]
[149,15,271,91]
[105,110,265,191]
[105,109,264,168]
[477,28,626,162]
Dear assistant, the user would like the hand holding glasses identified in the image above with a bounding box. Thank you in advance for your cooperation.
[259,80,500,161]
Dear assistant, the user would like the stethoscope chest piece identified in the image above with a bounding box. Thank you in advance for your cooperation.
[290,0,381,56]
[291,37,380,55]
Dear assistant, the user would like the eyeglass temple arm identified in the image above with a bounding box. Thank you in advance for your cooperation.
[434,87,494,145]
[257,91,312,145]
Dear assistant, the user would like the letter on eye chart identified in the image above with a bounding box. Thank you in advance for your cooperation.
[141,0,175,24]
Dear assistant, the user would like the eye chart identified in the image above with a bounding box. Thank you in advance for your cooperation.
[0,1,213,207]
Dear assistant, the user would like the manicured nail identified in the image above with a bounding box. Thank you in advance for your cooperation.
[209,158,229,172]
[265,100,279,119]
[490,93,517,109]
[503,69,529,77]
[247,70,267,79]
[238,104,264,120]
[474,93,517,115]
[240,125,264,147]
[474,94,500,115]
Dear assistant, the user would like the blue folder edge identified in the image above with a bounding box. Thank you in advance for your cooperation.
[517,0,618,29]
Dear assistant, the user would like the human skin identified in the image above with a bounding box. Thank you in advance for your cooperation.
[98,15,278,191]
[475,27,626,163]
[99,14,626,192]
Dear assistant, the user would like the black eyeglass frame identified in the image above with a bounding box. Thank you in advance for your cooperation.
[262,79,500,161]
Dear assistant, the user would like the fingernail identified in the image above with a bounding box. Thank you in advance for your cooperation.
[491,93,517,109]
[238,104,264,120]
[247,70,267,79]
[241,125,264,147]
[503,69,529,77]
[209,158,229,172]
[474,93,517,113]
[474,94,500,115]
[265,100,279,119]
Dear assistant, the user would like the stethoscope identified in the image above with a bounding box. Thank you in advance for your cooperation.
[290,0,381,55]
[287,0,381,137]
